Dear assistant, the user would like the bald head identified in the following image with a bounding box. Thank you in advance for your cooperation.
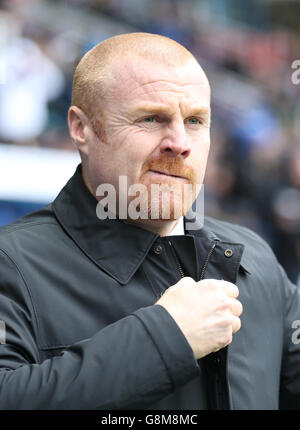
[71,33,206,133]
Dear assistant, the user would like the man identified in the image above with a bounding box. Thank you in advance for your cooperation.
[0,32,299,410]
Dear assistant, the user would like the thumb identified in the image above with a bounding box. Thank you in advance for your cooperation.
[166,276,195,293]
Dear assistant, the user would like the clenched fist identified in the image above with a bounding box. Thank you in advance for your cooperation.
[155,277,243,359]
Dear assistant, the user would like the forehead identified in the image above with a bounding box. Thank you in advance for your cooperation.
[107,57,211,110]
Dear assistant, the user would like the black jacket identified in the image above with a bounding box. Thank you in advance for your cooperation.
[0,164,299,410]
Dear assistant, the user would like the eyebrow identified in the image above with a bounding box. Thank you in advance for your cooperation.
[129,102,210,118]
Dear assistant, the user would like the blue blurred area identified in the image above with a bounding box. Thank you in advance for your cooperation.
[0,201,45,226]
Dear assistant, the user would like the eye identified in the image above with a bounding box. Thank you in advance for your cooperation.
[135,115,164,128]
[143,116,157,123]
[186,117,201,125]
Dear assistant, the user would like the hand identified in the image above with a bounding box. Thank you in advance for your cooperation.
[155,277,243,359]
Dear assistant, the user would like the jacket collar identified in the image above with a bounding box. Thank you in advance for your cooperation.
[53,164,249,284]
[53,164,160,284]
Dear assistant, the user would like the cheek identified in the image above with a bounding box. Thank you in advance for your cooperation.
[86,144,119,190]
[192,141,210,182]
[107,127,154,167]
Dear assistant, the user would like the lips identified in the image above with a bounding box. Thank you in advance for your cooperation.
[148,170,187,180]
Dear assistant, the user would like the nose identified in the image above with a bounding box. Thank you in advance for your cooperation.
[159,120,191,159]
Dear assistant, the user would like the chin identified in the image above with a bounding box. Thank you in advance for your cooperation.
[147,196,186,220]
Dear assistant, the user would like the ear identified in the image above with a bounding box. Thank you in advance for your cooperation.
[68,106,92,156]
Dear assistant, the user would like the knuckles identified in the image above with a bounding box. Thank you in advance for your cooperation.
[217,294,232,309]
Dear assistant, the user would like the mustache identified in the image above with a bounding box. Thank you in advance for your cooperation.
[142,158,195,182]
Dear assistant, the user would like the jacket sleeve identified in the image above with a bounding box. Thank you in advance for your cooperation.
[279,264,300,409]
[0,249,199,409]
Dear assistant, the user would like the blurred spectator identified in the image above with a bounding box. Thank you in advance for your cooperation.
[0,32,65,142]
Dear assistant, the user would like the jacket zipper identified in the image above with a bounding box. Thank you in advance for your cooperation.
[169,237,225,408]
[199,239,229,410]
[168,241,185,279]
[168,239,219,281]
[169,238,227,409]
[199,240,218,280]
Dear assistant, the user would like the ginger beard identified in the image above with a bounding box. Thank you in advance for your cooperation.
[128,157,197,221]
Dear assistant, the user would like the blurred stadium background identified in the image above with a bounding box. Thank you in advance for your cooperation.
[0,0,299,286]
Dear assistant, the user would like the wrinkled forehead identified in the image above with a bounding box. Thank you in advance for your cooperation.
[107,56,211,103]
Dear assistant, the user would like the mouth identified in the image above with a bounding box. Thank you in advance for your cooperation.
[148,169,188,180]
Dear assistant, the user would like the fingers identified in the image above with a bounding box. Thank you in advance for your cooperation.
[230,297,243,317]
[197,279,239,298]
[198,279,242,333]
[163,278,243,333]
[172,278,242,318]
[231,315,241,334]
[219,281,239,299]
